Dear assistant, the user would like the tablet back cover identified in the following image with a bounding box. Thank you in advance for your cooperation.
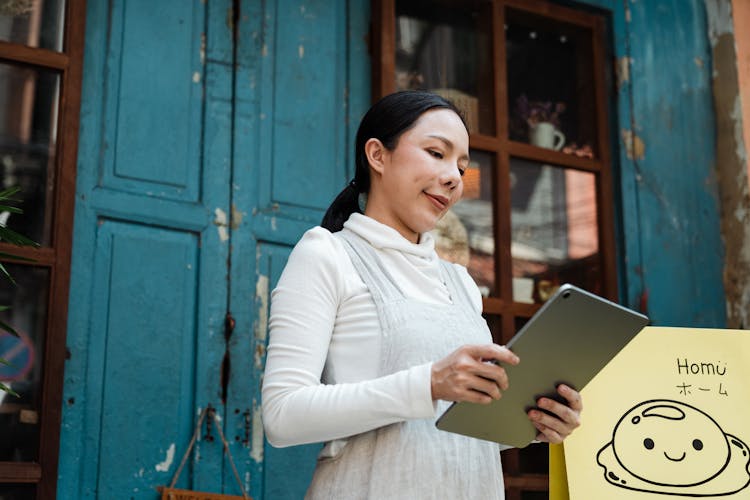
[435,284,649,448]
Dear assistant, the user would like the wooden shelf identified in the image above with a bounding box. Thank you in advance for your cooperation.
[0,462,41,483]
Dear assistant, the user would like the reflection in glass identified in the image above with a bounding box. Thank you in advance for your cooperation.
[395,0,495,135]
[0,0,66,51]
[482,314,503,345]
[0,62,60,246]
[510,158,600,303]
[506,8,597,158]
[434,150,495,296]
[0,484,36,499]
[0,264,49,462]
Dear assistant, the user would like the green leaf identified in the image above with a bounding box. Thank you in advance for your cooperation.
[0,318,19,337]
[0,205,23,214]
[0,381,19,397]
[0,226,39,247]
[0,262,16,285]
[0,357,11,366]
[0,186,22,200]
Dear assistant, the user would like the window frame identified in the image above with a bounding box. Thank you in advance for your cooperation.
[372,0,617,496]
[0,0,86,497]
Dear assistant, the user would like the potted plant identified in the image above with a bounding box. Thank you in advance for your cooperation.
[0,187,38,396]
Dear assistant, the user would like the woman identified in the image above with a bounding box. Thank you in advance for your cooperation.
[262,90,582,499]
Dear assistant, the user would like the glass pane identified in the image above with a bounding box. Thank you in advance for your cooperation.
[514,316,529,333]
[395,0,495,135]
[0,484,36,499]
[0,264,50,462]
[0,62,60,246]
[434,149,495,296]
[506,8,597,158]
[510,158,600,303]
[0,0,66,51]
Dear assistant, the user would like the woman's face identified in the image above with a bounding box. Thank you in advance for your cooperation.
[365,108,468,243]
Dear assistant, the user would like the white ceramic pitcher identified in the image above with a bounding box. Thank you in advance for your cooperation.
[530,122,565,151]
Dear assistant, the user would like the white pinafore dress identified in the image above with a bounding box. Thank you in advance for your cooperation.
[305,229,505,499]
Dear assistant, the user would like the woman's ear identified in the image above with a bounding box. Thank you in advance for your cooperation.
[364,138,388,175]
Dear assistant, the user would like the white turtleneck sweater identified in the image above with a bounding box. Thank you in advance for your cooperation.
[261,213,484,448]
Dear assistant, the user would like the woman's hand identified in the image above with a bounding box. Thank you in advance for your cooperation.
[431,344,520,403]
[527,384,583,444]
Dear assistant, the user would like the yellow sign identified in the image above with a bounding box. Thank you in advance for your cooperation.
[564,327,750,499]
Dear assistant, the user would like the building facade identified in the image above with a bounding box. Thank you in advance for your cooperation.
[1,0,748,498]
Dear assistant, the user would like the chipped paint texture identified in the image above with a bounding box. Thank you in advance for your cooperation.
[255,274,269,342]
[733,0,750,184]
[706,0,750,328]
[616,56,632,88]
[621,129,645,160]
[200,33,206,65]
[254,271,269,369]
[155,443,175,472]
[214,207,229,241]
[731,96,748,166]
[250,402,264,463]
[705,0,733,47]
[230,203,245,230]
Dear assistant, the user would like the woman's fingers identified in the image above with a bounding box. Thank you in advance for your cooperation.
[532,421,564,444]
[558,384,583,412]
[473,360,510,391]
[527,385,584,443]
[468,343,520,366]
[431,344,518,403]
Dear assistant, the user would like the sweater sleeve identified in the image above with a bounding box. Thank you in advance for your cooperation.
[261,227,436,448]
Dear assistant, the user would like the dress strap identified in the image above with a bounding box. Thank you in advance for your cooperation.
[336,230,405,305]
[439,260,478,311]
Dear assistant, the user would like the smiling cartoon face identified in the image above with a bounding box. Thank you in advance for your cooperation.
[612,401,730,486]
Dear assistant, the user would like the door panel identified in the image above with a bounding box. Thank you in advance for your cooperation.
[101,0,205,201]
[61,0,233,497]
[225,0,370,497]
[268,0,348,210]
[62,0,369,497]
[86,221,199,496]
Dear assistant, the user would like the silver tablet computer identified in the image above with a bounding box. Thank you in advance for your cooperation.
[435,283,649,448]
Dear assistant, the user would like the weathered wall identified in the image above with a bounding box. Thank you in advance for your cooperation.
[620,0,726,327]
[706,0,750,328]
[731,0,750,183]
[582,0,727,326]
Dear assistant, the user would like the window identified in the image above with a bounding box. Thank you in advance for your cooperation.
[374,0,617,496]
[0,1,85,497]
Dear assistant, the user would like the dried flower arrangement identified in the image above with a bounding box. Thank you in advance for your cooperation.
[514,94,566,128]
[0,0,35,16]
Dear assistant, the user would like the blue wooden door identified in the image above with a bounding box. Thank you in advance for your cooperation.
[59,0,369,498]
[59,0,235,497]
[224,1,370,497]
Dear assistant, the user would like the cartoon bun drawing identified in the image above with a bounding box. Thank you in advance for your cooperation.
[597,399,750,496]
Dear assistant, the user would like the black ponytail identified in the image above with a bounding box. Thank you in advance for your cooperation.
[321,90,466,232]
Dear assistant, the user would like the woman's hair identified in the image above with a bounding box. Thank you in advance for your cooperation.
[321,90,466,232]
